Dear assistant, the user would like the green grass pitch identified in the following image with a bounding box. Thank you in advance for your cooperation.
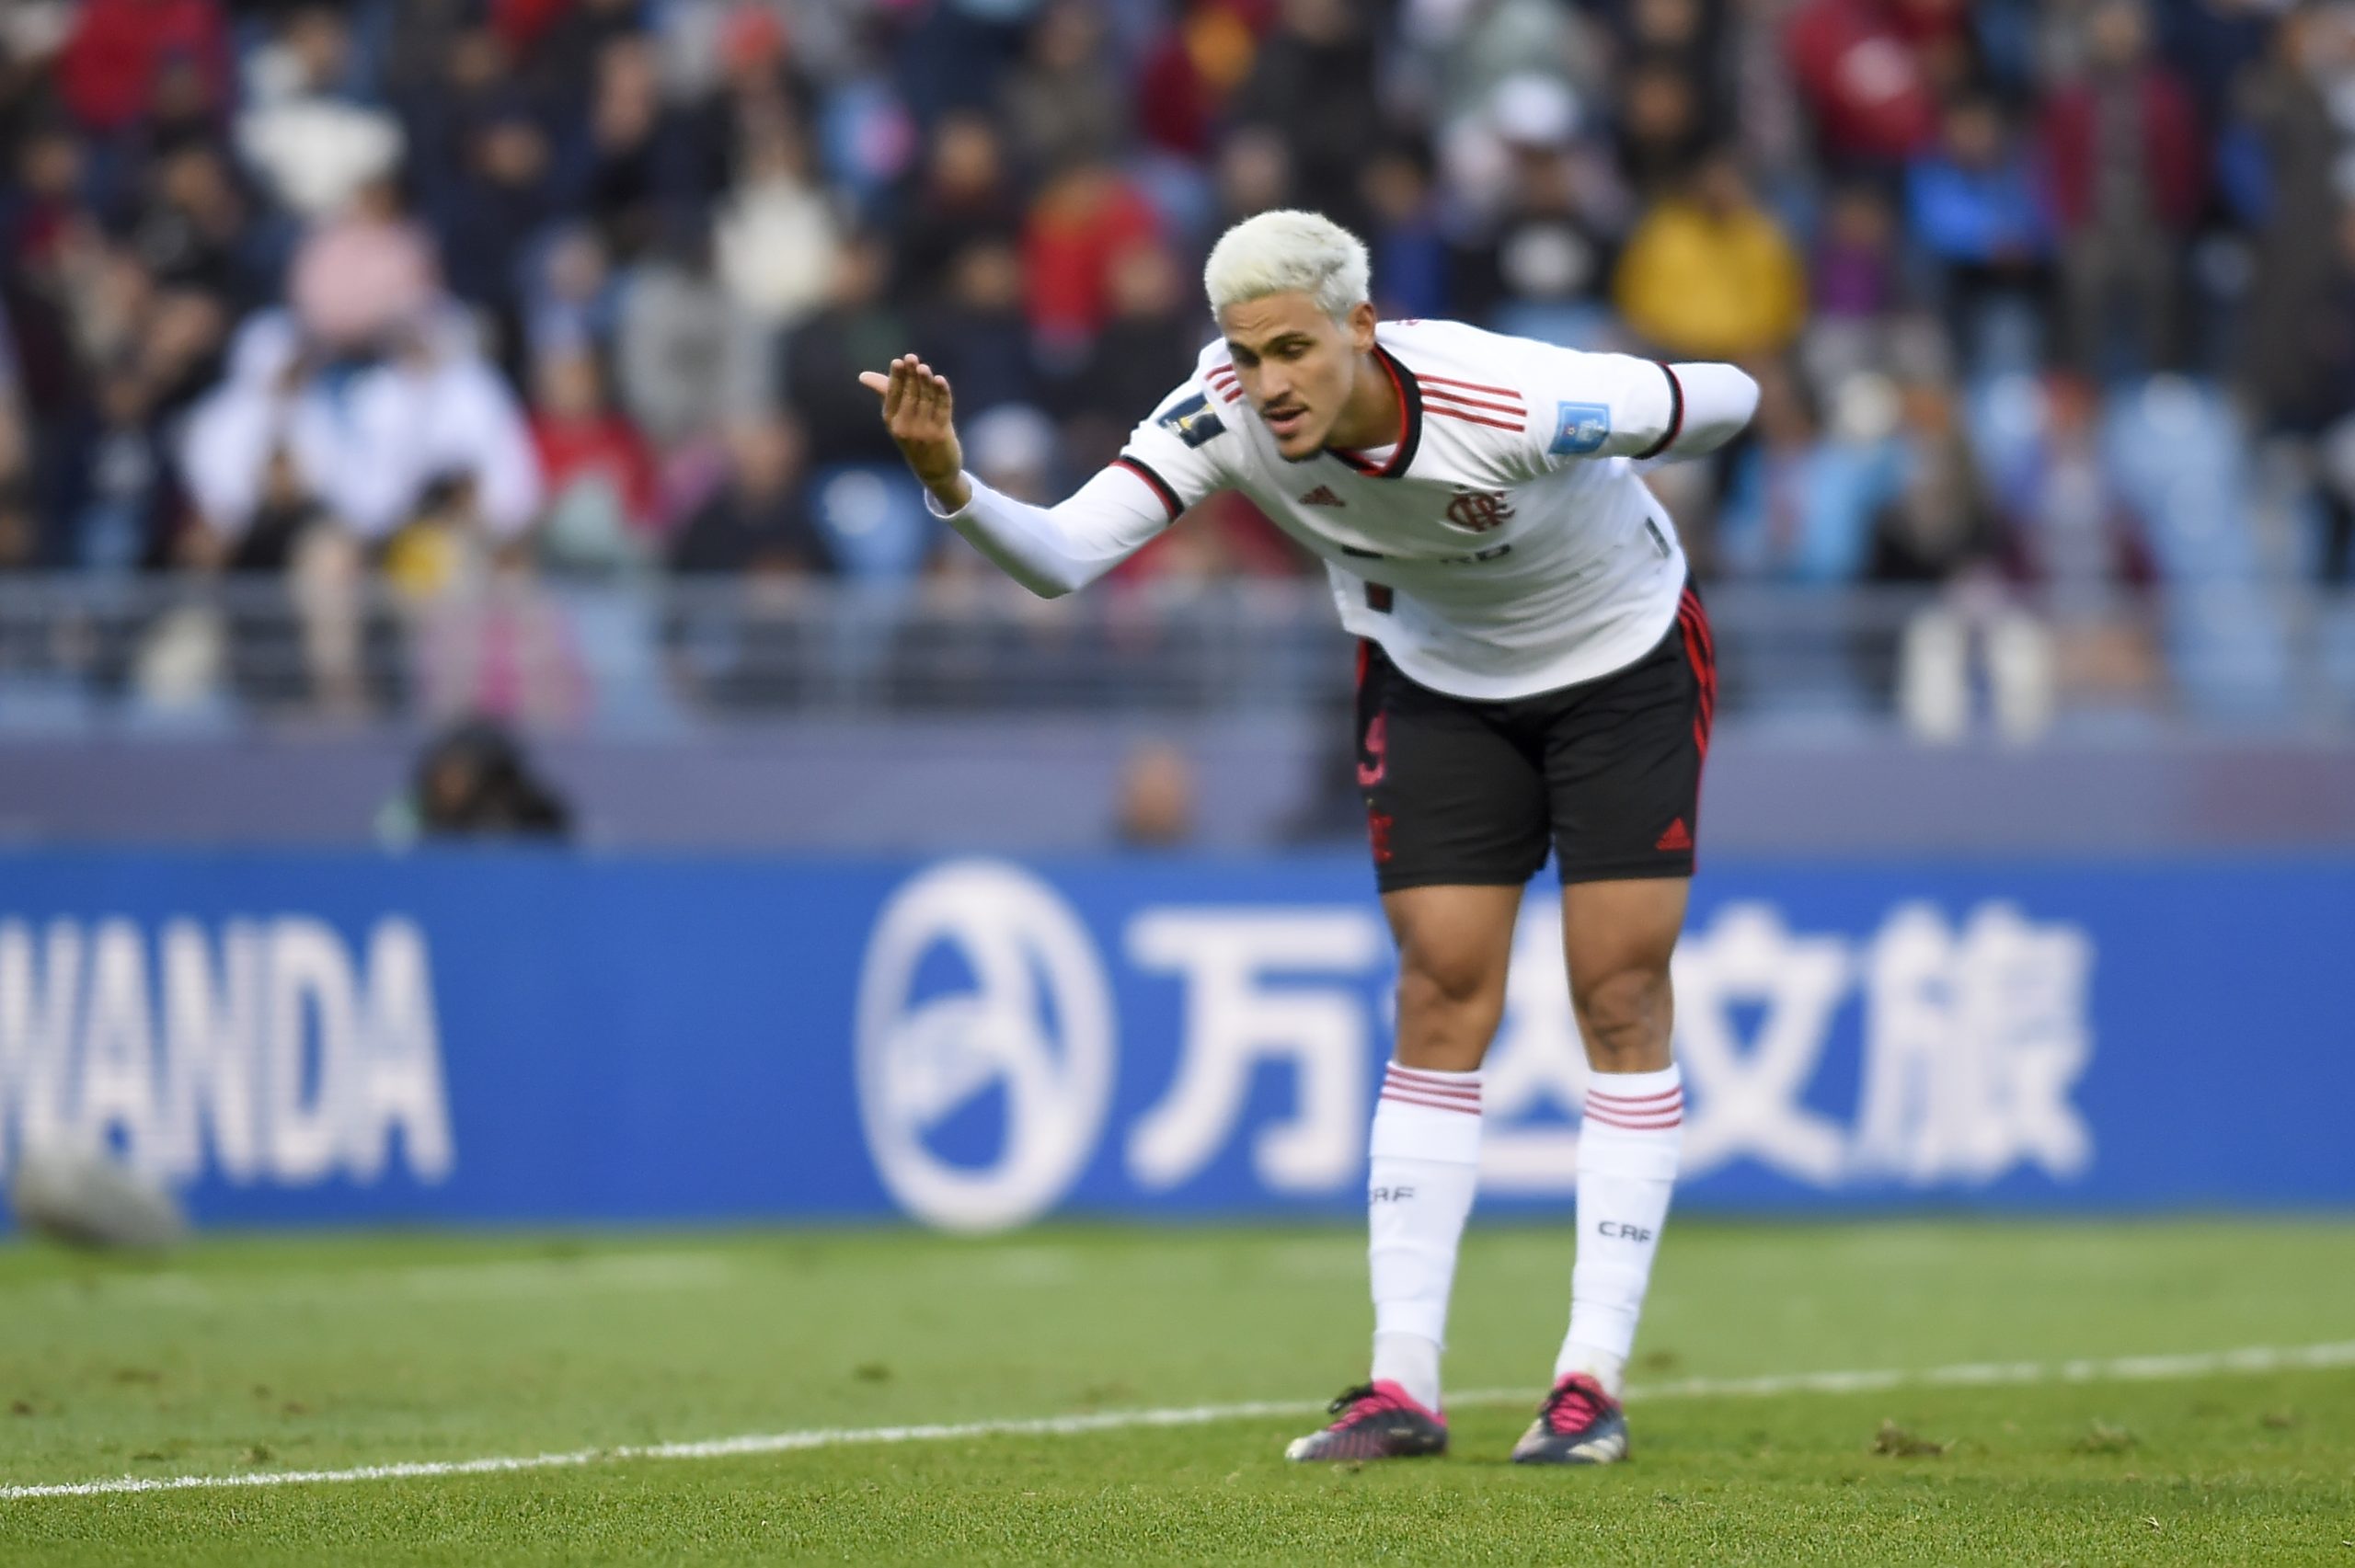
[2,1218,2351,1564]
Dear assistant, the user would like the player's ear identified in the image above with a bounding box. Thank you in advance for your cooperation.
[1346,300,1377,353]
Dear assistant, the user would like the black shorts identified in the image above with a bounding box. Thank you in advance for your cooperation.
[1354,582,1717,891]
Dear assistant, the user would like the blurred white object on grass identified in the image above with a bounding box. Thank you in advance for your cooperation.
[7,1141,188,1252]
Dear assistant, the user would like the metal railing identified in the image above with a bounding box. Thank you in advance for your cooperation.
[0,574,2349,738]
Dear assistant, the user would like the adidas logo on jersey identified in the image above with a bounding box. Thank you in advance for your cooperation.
[1655,818,1693,853]
[1298,486,1346,508]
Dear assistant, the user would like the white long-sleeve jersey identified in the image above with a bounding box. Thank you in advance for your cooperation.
[930,317,1757,701]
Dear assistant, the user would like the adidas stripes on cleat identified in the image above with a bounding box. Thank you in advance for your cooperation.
[1283,1380,1448,1462]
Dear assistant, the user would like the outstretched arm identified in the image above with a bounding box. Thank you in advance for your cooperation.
[1531,350,1759,467]
[860,355,1173,598]
[1634,361,1760,461]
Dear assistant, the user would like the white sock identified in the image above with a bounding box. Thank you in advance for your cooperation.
[1557,1064,1683,1398]
[1366,1062,1481,1413]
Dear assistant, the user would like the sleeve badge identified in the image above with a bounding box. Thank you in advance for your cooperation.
[1157,392,1228,449]
[1550,401,1611,455]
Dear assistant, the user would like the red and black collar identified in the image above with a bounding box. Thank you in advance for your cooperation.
[1327,344,1422,480]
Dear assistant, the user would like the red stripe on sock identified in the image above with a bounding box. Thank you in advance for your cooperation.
[1381,1089,1484,1116]
[1384,1080,1482,1105]
[1581,1108,1683,1131]
[1385,1066,1480,1090]
[1586,1086,1683,1106]
[1385,1069,1479,1088]
[1384,1084,1481,1105]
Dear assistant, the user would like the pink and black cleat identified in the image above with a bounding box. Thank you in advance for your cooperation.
[1511,1372,1631,1465]
[1283,1380,1449,1462]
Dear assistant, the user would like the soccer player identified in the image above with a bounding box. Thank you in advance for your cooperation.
[860,211,1757,1467]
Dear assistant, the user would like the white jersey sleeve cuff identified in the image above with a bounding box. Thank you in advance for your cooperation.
[1642,362,1759,461]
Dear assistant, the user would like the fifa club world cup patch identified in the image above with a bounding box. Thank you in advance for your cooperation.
[1551,400,1612,455]
[1158,392,1228,449]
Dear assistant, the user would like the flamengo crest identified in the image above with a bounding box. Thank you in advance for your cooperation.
[1443,489,1513,533]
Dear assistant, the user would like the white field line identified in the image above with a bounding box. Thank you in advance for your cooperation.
[5,1338,2351,1503]
[0,1251,738,1308]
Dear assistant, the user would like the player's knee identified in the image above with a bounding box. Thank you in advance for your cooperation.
[1393,937,1506,1069]
[1397,938,1501,1015]
[1572,963,1672,1067]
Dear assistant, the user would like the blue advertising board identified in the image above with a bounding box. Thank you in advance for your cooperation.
[0,851,2348,1230]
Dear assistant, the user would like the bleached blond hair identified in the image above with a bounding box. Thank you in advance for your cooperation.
[1202,210,1371,325]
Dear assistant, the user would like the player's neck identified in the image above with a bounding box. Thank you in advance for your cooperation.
[1324,348,1402,452]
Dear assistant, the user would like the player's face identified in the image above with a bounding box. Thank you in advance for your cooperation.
[1217,293,1375,461]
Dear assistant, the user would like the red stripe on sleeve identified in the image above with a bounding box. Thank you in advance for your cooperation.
[1426,407,1525,432]
[1419,372,1520,399]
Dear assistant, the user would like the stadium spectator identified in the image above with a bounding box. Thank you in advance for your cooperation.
[1811,181,1902,325]
[713,114,841,332]
[214,447,327,577]
[4,119,91,278]
[2041,0,2205,378]
[1453,122,1619,346]
[896,112,1024,307]
[1357,142,1449,322]
[1802,180,1923,390]
[1614,152,1808,361]
[1114,738,1199,847]
[2291,206,2355,584]
[53,363,180,573]
[1998,373,2154,598]
[1867,381,2005,587]
[780,233,912,471]
[1616,53,1711,199]
[1049,241,1202,468]
[920,238,1040,418]
[236,6,403,223]
[999,0,1130,177]
[669,414,830,579]
[1784,0,1942,169]
[1904,97,2052,374]
[529,345,661,567]
[437,99,569,350]
[2233,6,2355,436]
[1992,370,2162,717]
[524,223,620,363]
[286,178,438,352]
[663,411,831,714]
[578,31,687,262]
[128,143,269,314]
[390,718,573,841]
[1230,0,1384,238]
[1132,0,1262,164]
[614,215,764,452]
[1023,161,1163,345]
[178,306,542,550]
[411,529,591,728]
[1207,124,1296,241]
[55,0,231,139]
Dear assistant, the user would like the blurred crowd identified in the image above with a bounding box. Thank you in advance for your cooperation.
[5,0,2355,731]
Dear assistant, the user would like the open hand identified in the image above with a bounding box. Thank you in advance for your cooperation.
[858,355,969,510]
